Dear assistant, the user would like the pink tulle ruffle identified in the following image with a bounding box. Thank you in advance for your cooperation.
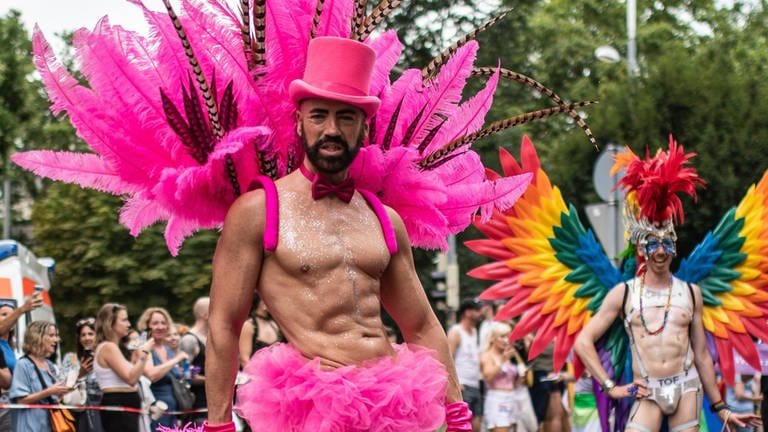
[235,343,448,431]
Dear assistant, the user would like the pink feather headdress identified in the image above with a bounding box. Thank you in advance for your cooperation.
[14,0,594,255]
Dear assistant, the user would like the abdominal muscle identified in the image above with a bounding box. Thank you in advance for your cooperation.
[257,242,395,368]
[629,305,692,378]
[257,186,397,368]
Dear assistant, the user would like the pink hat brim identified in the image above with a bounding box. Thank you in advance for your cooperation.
[289,79,381,118]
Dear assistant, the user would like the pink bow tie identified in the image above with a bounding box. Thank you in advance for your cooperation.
[299,165,355,203]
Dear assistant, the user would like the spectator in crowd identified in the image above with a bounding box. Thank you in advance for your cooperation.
[0,295,42,429]
[384,325,399,344]
[0,344,8,374]
[505,331,538,432]
[62,316,104,432]
[726,372,762,432]
[238,294,282,369]
[179,296,210,425]
[447,297,484,432]
[138,307,188,429]
[94,303,154,432]
[528,342,571,432]
[167,324,182,355]
[123,329,163,432]
[9,320,71,430]
[235,295,282,432]
[0,344,9,389]
[762,373,768,432]
[478,301,497,355]
[480,321,519,432]
[571,372,600,432]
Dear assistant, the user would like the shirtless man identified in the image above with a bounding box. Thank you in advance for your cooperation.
[575,234,761,431]
[203,37,470,432]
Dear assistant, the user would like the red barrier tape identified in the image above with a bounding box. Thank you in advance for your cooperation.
[0,403,207,416]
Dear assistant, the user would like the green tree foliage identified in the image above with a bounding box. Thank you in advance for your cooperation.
[430,1,768,296]
[31,183,218,351]
[0,10,55,240]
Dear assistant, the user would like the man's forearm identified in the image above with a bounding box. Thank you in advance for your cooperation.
[574,337,611,383]
[205,327,240,424]
[695,353,723,403]
[0,308,24,335]
[404,320,462,403]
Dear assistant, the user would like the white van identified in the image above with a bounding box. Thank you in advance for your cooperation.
[0,239,56,357]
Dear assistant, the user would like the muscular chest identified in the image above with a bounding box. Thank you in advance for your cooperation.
[273,191,390,276]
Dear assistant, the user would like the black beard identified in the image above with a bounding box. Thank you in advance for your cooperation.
[301,128,364,175]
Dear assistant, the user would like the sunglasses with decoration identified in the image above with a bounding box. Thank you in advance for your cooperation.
[642,237,676,256]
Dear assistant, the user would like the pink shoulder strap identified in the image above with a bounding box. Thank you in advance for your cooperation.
[245,179,395,255]
[358,189,398,256]
[248,176,279,252]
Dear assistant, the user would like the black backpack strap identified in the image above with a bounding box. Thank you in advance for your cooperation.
[621,281,630,320]
[687,282,696,314]
[24,355,55,404]
[685,281,696,371]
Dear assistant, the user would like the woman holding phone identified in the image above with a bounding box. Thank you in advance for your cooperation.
[63,317,105,432]
[8,320,72,430]
[94,303,154,432]
[137,307,188,430]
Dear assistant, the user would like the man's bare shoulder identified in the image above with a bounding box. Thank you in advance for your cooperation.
[687,281,704,306]
[225,188,268,221]
[599,281,629,311]
[220,189,269,243]
[382,205,405,229]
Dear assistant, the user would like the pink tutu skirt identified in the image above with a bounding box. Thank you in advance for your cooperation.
[235,343,447,431]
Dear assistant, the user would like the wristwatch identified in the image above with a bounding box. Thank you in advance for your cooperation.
[600,378,616,393]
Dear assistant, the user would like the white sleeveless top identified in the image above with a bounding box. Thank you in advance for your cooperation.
[93,344,135,389]
[450,324,481,387]
[625,276,693,322]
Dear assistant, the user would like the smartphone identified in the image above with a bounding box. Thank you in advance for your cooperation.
[540,373,560,382]
[34,285,44,294]
[139,331,148,344]
[83,349,94,359]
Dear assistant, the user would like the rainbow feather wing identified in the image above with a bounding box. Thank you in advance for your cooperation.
[676,170,768,384]
[466,137,624,376]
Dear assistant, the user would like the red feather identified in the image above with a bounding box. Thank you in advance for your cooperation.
[616,135,705,224]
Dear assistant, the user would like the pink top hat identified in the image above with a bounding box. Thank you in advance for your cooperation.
[289,37,381,118]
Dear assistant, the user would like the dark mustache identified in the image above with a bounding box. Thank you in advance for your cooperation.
[317,136,347,146]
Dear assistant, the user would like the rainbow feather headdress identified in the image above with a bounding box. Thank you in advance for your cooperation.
[13,0,595,255]
[611,135,705,254]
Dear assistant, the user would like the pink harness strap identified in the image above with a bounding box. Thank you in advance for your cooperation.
[248,176,279,252]
[251,177,398,255]
[357,189,398,256]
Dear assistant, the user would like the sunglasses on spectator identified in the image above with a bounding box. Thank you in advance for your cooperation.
[76,317,96,327]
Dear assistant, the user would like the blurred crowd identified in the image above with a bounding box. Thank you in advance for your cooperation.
[0,291,282,431]
[0,292,764,431]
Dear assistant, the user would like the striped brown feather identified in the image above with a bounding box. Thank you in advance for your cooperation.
[472,67,598,147]
[310,0,326,39]
[418,102,595,169]
[352,0,368,40]
[355,0,403,41]
[421,11,508,81]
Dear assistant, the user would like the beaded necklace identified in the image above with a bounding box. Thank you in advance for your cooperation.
[638,273,673,335]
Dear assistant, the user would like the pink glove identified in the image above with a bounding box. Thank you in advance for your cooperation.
[202,421,236,432]
[445,401,473,432]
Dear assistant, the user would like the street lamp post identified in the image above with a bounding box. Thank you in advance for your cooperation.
[595,0,639,77]
[3,153,10,239]
[627,0,639,76]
